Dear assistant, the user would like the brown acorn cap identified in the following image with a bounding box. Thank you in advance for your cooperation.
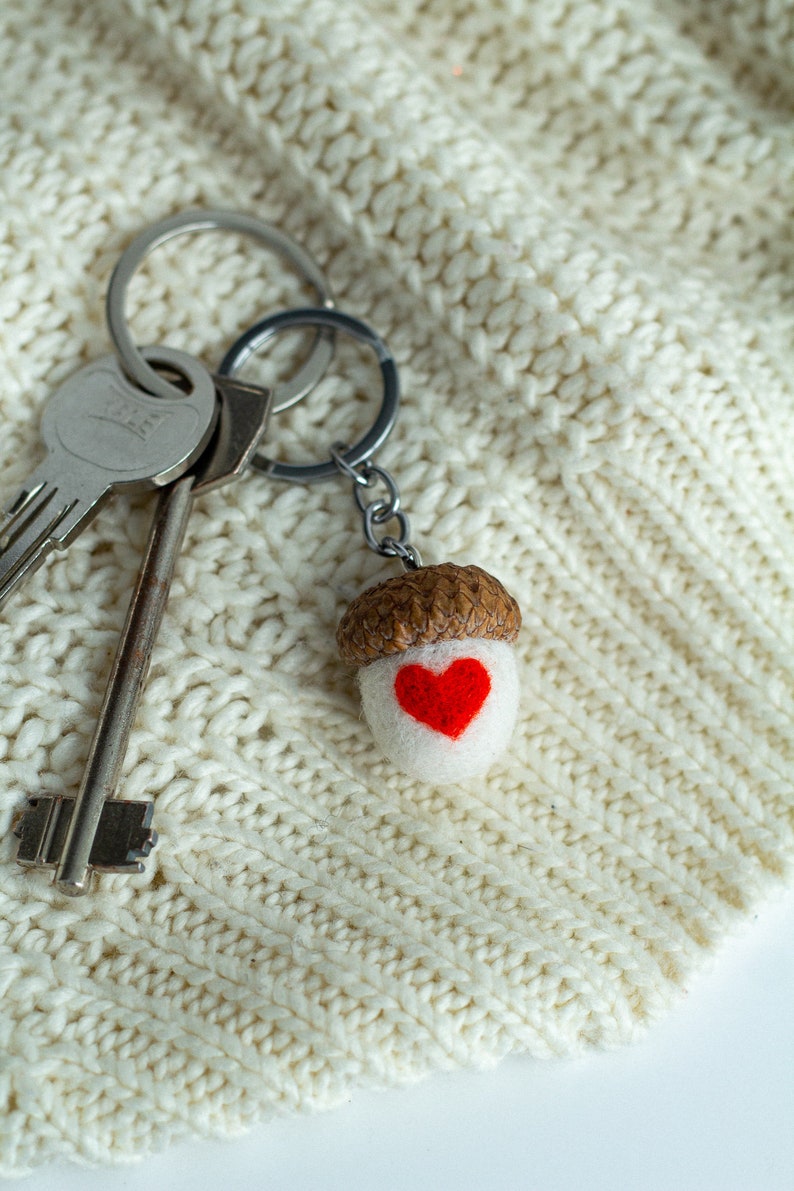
[337,562,521,666]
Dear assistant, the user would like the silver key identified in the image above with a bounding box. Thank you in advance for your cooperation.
[0,347,218,609]
[14,375,272,894]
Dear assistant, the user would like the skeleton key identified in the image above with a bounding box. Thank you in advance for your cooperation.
[0,347,218,610]
[14,375,273,894]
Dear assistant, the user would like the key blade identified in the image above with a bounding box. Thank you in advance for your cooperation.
[0,476,77,610]
[2,476,49,533]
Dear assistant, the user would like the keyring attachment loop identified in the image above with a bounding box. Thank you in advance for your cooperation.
[106,209,334,409]
[218,307,399,484]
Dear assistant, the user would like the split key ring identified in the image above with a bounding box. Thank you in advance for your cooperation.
[105,208,335,411]
[218,306,400,484]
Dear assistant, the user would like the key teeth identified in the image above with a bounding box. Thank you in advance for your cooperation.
[3,475,45,517]
[14,795,158,874]
[0,479,75,609]
[1,478,53,538]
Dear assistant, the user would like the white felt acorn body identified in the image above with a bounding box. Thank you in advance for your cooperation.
[337,562,521,783]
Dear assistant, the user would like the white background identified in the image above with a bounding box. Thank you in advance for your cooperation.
[16,884,794,1190]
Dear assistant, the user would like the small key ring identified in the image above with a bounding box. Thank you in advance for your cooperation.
[218,307,399,484]
[106,209,334,408]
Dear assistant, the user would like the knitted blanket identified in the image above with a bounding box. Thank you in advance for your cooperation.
[1,0,792,1172]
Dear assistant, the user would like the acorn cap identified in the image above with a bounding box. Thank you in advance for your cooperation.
[337,562,521,666]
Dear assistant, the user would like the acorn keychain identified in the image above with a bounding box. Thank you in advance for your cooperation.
[219,308,521,784]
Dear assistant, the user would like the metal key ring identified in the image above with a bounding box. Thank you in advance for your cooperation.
[218,307,399,484]
[106,209,334,409]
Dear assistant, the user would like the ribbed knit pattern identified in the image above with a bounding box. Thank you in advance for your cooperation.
[0,0,792,1172]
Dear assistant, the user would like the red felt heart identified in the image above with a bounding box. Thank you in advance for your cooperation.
[394,657,492,739]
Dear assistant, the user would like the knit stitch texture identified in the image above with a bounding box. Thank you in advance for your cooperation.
[1,0,793,1172]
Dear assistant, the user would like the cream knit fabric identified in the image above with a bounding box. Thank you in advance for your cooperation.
[1,0,793,1173]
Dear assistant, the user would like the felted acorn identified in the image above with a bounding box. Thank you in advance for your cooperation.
[337,562,521,783]
[218,303,523,783]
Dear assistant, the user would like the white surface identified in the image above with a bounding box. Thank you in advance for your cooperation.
[17,884,794,1190]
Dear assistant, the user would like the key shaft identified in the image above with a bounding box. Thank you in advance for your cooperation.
[54,475,196,894]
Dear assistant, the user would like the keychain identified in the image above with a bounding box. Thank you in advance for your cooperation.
[7,209,521,894]
[219,307,522,784]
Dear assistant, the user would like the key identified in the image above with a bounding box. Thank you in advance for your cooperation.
[14,375,273,894]
[0,347,218,610]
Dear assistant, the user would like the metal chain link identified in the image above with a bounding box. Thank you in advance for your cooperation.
[331,444,422,570]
